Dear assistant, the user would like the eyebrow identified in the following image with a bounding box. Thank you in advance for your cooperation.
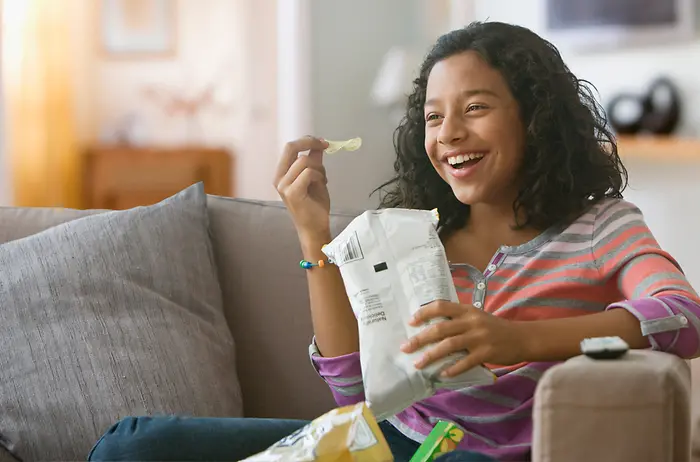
[425,89,499,107]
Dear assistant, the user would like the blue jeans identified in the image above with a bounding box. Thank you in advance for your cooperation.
[88,416,497,462]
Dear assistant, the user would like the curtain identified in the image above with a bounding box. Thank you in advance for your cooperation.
[2,0,81,207]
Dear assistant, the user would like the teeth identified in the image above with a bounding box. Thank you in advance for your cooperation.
[447,153,484,165]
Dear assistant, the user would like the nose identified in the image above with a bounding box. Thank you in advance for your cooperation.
[437,113,468,146]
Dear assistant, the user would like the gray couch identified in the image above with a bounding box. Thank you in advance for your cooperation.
[0,189,694,461]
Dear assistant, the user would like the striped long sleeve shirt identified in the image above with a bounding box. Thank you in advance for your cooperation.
[309,198,700,461]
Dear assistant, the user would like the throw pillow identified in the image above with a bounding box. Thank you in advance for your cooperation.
[0,183,242,461]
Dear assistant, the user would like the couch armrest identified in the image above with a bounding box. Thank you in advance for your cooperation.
[532,350,690,462]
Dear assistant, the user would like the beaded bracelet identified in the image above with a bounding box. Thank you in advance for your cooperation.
[299,258,334,269]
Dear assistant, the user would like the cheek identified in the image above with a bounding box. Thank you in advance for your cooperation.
[424,129,439,163]
[505,112,526,148]
[491,114,525,161]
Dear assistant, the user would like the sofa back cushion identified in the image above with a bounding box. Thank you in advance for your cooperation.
[206,196,355,419]
[0,184,242,460]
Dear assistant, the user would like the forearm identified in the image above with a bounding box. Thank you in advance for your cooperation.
[300,232,359,357]
[519,308,649,363]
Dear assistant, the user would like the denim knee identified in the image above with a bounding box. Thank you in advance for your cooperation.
[434,450,497,462]
[88,416,145,461]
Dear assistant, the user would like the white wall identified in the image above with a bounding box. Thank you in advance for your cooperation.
[91,0,252,195]
[277,0,312,151]
[93,0,243,146]
[471,1,700,287]
[309,0,432,210]
[80,0,279,201]
[235,0,279,201]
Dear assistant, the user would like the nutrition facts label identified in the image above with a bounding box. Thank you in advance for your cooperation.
[351,289,387,327]
[407,251,453,306]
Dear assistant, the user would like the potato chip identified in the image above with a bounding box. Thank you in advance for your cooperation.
[325,137,362,154]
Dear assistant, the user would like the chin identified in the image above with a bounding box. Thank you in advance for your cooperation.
[449,185,481,206]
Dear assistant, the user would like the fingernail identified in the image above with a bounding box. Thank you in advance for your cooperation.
[414,358,424,368]
[440,370,450,378]
[400,342,409,352]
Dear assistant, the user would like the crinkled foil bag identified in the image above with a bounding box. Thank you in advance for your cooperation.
[241,402,393,461]
[322,208,495,421]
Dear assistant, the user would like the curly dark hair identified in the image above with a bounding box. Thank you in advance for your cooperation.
[375,21,627,236]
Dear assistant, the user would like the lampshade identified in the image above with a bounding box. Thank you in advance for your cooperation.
[371,47,421,107]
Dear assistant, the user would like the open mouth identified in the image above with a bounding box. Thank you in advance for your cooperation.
[447,153,485,169]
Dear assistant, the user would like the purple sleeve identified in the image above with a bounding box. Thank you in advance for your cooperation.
[308,338,365,406]
[593,200,700,359]
[607,294,700,358]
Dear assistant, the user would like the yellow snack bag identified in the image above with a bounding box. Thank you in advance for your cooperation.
[241,402,393,461]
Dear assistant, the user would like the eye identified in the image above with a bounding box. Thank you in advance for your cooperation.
[467,104,487,112]
[425,113,442,122]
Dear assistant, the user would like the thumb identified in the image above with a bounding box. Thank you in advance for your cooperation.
[306,138,327,164]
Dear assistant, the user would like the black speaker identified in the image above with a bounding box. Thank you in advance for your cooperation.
[640,77,681,135]
[607,77,681,135]
[607,93,645,134]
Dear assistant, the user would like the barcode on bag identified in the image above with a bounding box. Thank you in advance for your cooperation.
[333,232,364,265]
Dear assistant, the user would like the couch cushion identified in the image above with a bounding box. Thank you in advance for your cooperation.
[0,184,242,460]
[206,196,355,419]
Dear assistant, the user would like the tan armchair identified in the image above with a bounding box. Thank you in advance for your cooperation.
[533,350,691,462]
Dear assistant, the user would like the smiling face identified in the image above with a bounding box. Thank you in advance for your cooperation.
[424,51,526,208]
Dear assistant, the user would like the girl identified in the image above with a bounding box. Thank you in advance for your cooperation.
[90,22,700,462]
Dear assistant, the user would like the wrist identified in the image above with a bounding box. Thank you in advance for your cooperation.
[298,229,332,257]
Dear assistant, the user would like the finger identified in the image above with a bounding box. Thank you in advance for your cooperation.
[276,156,327,195]
[298,144,325,161]
[401,319,465,354]
[285,168,327,199]
[274,136,329,186]
[409,300,464,326]
[305,146,326,164]
[413,333,471,370]
[440,350,487,378]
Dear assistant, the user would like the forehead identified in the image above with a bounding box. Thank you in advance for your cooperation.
[426,51,507,98]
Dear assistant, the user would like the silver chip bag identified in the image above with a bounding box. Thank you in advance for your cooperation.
[322,208,495,421]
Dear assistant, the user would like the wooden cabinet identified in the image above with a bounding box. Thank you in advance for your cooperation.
[83,146,233,210]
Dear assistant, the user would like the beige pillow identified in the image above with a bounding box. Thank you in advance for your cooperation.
[0,183,242,461]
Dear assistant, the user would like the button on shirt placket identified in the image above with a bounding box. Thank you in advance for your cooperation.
[473,248,508,310]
